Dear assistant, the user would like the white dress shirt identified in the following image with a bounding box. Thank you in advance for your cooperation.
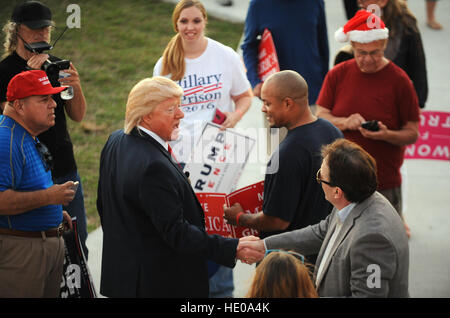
[315,202,356,285]
[137,125,168,152]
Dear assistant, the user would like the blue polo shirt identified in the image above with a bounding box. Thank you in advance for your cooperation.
[0,115,62,231]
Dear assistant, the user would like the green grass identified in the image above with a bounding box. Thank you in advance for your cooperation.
[0,0,244,232]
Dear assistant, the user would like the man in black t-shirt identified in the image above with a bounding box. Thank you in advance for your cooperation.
[0,1,89,258]
[224,70,343,263]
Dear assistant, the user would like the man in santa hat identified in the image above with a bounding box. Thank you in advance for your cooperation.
[316,9,420,237]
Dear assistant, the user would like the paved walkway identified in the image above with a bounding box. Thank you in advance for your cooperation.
[87,0,450,298]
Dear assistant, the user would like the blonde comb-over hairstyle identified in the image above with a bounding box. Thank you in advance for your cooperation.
[124,76,183,134]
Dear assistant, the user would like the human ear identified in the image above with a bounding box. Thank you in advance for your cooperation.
[334,187,344,199]
[14,99,25,114]
[284,97,293,109]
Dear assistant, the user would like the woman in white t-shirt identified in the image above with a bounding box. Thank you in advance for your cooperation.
[153,0,252,164]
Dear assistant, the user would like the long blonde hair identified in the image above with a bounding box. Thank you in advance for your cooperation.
[161,0,207,81]
[2,21,54,59]
[2,21,19,59]
[124,76,183,134]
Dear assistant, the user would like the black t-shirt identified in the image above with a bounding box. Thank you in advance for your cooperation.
[261,118,343,242]
[0,52,77,178]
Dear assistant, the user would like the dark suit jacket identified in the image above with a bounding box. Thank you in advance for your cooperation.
[97,128,238,297]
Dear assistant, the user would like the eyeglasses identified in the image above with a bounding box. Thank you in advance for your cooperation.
[264,249,305,264]
[316,169,333,187]
[354,49,384,58]
[35,140,54,172]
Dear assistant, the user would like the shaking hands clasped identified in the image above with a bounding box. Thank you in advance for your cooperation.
[236,235,266,265]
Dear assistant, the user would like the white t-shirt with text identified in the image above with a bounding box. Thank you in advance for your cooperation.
[153,38,250,163]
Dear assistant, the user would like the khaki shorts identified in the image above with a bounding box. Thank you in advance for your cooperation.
[0,234,64,298]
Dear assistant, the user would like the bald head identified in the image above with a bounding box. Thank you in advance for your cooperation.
[264,70,309,106]
[261,70,316,130]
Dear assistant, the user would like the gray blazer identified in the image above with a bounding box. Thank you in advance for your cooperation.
[265,192,409,297]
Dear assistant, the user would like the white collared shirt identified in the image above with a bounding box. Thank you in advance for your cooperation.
[337,202,357,223]
[137,125,168,152]
[315,202,356,285]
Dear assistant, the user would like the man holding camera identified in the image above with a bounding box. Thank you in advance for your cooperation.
[315,10,420,234]
[0,1,89,256]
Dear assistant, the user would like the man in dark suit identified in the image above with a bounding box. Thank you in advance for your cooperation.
[241,139,409,297]
[97,76,262,298]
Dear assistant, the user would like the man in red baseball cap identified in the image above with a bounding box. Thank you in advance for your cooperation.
[6,70,65,136]
[0,70,76,297]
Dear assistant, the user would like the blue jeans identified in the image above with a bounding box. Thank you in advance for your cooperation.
[208,265,234,298]
[53,171,89,260]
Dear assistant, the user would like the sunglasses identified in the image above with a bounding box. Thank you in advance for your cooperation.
[35,140,54,172]
[316,169,334,187]
[264,249,305,264]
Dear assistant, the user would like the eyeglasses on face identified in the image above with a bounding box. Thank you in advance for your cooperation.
[316,169,333,187]
[264,249,305,264]
[35,140,54,172]
[354,49,384,58]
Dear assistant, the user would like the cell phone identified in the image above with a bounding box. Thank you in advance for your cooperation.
[361,120,379,132]
[71,181,79,193]
[212,108,227,125]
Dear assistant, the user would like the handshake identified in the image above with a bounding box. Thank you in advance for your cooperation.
[235,235,266,265]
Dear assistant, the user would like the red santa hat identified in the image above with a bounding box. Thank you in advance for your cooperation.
[335,10,389,43]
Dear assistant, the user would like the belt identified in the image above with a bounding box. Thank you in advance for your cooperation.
[0,224,65,238]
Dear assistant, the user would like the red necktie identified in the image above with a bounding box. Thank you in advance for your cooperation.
[168,145,181,167]
[168,145,190,180]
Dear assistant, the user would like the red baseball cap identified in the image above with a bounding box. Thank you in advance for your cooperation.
[6,70,66,102]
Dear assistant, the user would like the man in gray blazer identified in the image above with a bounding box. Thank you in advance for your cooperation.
[243,139,409,297]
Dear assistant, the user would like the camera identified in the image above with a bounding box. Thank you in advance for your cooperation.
[24,41,52,53]
[361,120,379,132]
[24,41,70,82]
[42,59,71,79]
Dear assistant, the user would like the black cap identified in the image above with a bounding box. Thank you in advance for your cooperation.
[11,1,54,29]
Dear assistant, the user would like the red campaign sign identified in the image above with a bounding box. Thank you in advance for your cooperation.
[405,111,450,161]
[196,193,232,237]
[196,181,264,238]
[226,181,264,239]
[258,28,280,82]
